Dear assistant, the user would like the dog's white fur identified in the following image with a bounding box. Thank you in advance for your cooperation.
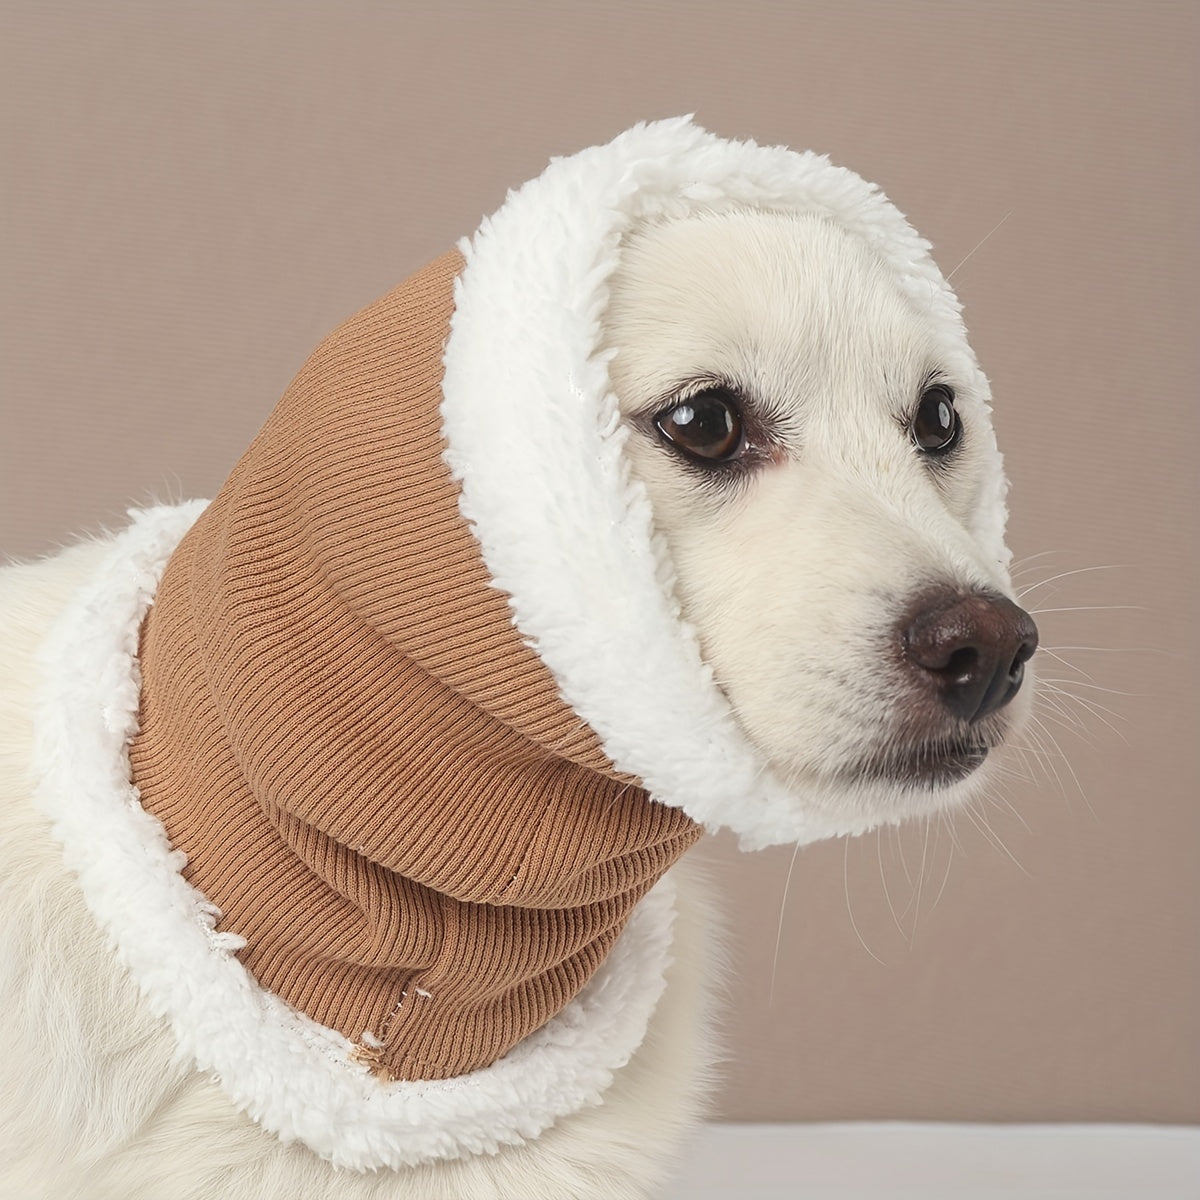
[0,210,1025,1197]
[607,210,1031,822]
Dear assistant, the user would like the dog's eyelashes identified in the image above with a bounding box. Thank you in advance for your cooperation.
[653,388,745,464]
[911,384,961,455]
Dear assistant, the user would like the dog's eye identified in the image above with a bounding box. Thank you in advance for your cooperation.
[654,389,744,463]
[911,385,961,454]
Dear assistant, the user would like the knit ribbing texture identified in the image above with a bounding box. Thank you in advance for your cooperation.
[130,251,701,1081]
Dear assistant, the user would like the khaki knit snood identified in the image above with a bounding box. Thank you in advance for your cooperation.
[130,250,702,1082]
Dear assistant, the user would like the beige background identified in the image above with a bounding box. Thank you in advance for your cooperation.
[2,2,1196,1124]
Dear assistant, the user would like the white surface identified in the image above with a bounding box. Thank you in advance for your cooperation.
[661,1123,1200,1199]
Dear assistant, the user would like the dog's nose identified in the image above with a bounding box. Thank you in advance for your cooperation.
[902,589,1038,723]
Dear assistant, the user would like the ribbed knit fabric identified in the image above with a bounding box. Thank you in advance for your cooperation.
[129,250,701,1081]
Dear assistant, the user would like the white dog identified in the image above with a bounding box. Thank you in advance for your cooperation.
[0,120,1035,1199]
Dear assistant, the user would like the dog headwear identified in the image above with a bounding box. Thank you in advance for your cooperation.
[130,250,702,1082]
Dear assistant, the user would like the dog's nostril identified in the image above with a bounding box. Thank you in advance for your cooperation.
[1007,636,1036,684]
[943,646,979,685]
[901,589,1039,724]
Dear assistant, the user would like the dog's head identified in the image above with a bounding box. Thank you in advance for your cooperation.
[604,209,1036,828]
[444,118,1033,847]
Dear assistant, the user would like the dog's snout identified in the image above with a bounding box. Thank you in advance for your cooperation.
[902,589,1038,723]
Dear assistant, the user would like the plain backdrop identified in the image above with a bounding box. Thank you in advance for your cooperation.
[2,1,1197,1125]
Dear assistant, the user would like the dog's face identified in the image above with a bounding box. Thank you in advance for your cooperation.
[603,209,1037,826]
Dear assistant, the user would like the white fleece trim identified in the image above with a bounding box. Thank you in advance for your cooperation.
[31,504,680,1171]
[442,116,1010,850]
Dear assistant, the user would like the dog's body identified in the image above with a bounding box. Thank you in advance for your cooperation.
[0,123,1034,1198]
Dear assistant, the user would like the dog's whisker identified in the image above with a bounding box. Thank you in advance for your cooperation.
[992,751,1036,786]
[916,816,936,926]
[947,808,969,855]
[1006,738,1047,777]
[985,788,1033,834]
[1033,689,1094,738]
[1033,712,1102,764]
[1027,603,1142,616]
[768,842,801,1007]
[1015,563,1122,602]
[1009,549,1071,580]
[876,829,911,946]
[961,802,1030,877]
[1037,676,1137,698]
[1047,687,1127,724]
[906,817,933,940]
[1035,688,1130,739]
[1024,715,1093,816]
[1038,685,1128,738]
[891,822,914,889]
[1015,729,1083,761]
[945,210,1012,281]
[930,815,956,912]
[1041,644,1155,654]
[843,837,888,966]
[1037,648,1100,683]
[1037,675,1125,712]
[1021,712,1072,776]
